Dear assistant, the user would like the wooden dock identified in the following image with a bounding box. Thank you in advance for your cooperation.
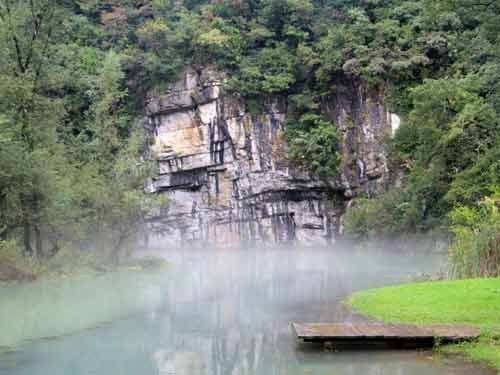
[292,323,480,349]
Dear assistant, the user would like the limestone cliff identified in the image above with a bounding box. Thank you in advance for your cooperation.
[144,67,398,247]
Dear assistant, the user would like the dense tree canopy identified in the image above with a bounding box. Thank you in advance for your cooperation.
[0,0,163,262]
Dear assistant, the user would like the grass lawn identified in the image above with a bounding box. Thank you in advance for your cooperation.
[348,277,500,370]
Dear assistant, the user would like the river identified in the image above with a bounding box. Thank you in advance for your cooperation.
[0,242,494,375]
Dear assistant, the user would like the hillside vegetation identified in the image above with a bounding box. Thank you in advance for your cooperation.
[0,0,499,275]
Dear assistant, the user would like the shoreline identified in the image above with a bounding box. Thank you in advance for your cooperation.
[347,278,500,371]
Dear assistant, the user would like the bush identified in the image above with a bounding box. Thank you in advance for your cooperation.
[0,240,39,281]
[226,44,298,96]
[343,198,379,238]
[446,144,500,207]
[0,240,142,282]
[285,114,340,178]
[344,189,423,238]
[449,190,500,278]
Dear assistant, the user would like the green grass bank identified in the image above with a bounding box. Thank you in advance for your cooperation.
[348,278,500,370]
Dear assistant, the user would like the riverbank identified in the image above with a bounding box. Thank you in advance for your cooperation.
[348,278,500,370]
[0,240,166,283]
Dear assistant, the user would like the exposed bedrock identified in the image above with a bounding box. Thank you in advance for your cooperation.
[144,67,398,247]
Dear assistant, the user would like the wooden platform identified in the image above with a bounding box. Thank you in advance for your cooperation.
[292,323,480,348]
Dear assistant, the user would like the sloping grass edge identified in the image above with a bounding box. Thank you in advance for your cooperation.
[347,278,500,370]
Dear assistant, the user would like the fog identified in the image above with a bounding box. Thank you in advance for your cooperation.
[0,239,494,375]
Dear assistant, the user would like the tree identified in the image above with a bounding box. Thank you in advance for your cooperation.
[227,43,298,96]
[75,51,166,262]
[0,2,165,263]
[0,0,70,256]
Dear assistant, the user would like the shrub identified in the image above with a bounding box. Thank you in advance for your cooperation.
[343,189,419,237]
[343,198,379,238]
[226,44,298,96]
[449,190,500,278]
[285,115,340,178]
[0,240,39,281]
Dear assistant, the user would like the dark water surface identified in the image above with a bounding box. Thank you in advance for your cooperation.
[0,244,494,375]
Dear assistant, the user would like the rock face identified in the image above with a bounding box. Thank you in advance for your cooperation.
[144,67,397,247]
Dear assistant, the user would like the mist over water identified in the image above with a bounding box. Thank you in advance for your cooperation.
[0,241,494,375]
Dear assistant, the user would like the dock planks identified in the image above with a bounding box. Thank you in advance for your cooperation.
[292,323,480,348]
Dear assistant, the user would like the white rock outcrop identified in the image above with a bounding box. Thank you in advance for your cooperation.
[144,68,394,247]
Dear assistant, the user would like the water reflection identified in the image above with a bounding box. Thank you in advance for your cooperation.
[145,245,488,375]
[1,244,494,375]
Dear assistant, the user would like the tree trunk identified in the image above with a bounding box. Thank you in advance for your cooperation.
[111,233,125,265]
[34,224,43,257]
[23,221,33,256]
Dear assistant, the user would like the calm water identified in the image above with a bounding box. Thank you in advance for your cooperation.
[0,244,494,375]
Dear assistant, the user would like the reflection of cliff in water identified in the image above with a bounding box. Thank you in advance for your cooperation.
[144,244,480,375]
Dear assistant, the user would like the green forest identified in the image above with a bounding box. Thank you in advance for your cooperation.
[1,0,499,278]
